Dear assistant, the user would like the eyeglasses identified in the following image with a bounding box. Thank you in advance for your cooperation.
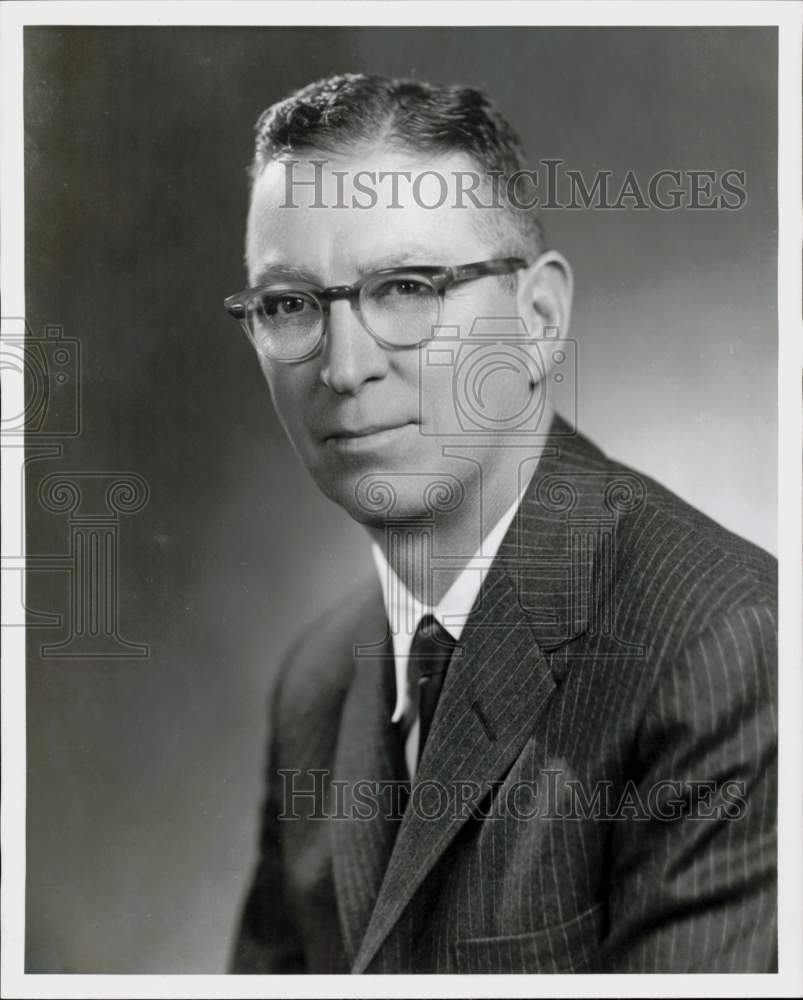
[223,257,526,362]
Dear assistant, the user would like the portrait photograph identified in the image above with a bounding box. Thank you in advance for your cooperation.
[1,3,801,998]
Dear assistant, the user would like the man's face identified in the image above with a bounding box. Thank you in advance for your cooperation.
[245,150,532,525]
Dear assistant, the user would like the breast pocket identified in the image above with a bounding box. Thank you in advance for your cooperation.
[452,901,605,974]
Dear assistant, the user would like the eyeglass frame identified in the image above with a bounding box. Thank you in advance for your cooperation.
[223,256,528,362]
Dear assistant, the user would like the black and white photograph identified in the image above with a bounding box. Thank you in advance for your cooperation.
[1,2,801,997]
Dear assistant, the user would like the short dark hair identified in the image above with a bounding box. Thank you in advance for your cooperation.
[249,73,545,260]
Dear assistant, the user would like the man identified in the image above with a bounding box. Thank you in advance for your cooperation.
[225,74,777,974]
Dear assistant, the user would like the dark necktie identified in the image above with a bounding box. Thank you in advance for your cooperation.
[367,617,455,899]
[402,614,457,768]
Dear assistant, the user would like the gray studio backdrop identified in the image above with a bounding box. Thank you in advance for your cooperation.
[23,26,777,972]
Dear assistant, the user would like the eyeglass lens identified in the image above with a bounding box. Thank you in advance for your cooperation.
[245,272,441,360]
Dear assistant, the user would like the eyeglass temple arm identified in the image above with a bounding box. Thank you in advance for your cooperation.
[450,257,527,284]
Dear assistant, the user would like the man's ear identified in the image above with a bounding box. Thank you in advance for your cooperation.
[516,250,574,339]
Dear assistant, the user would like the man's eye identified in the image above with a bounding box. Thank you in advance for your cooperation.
[264,295,308,316]
[377,279,429,297]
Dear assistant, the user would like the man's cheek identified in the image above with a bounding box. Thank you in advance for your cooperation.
[267,376,306,433]
[420,367,456,434]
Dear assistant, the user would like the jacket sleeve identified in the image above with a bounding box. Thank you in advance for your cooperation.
[228,650,307,973]
[600,602,777,972]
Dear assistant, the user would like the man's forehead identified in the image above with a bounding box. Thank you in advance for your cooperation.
[257,147,482,189]
[248,149,489,218]
[246,150,499,282]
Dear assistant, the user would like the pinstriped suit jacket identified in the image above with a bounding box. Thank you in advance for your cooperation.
[231,417,777,974]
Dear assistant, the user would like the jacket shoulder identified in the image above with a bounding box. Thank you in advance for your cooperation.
[271,574,385,730]
[591,443,777,650]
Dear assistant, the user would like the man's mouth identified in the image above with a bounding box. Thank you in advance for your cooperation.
[324,420,414,441]
[323,421,417,447]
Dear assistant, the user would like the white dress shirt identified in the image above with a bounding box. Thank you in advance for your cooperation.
[371,495,522,778]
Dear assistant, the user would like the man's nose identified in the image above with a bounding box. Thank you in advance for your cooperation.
[319,300,389,394]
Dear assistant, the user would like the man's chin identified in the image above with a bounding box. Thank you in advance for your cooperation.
[312,467,468,529]
[317,481,423,526]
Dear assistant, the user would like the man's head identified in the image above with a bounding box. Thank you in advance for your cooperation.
[248,73,545,264]
[238,74,573,528]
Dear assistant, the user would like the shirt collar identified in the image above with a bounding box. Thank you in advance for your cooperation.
[370,492,523,724]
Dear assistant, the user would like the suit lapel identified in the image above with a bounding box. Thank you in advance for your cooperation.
[352,560,557,972]
[350,417,620,972]
[495,421,612,653]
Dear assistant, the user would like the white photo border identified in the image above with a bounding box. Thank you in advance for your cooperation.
[2,2,801,998]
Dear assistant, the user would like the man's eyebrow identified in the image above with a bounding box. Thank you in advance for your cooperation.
[354,246,444,276]
[251,262,320,287]
[252,246,445,287]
